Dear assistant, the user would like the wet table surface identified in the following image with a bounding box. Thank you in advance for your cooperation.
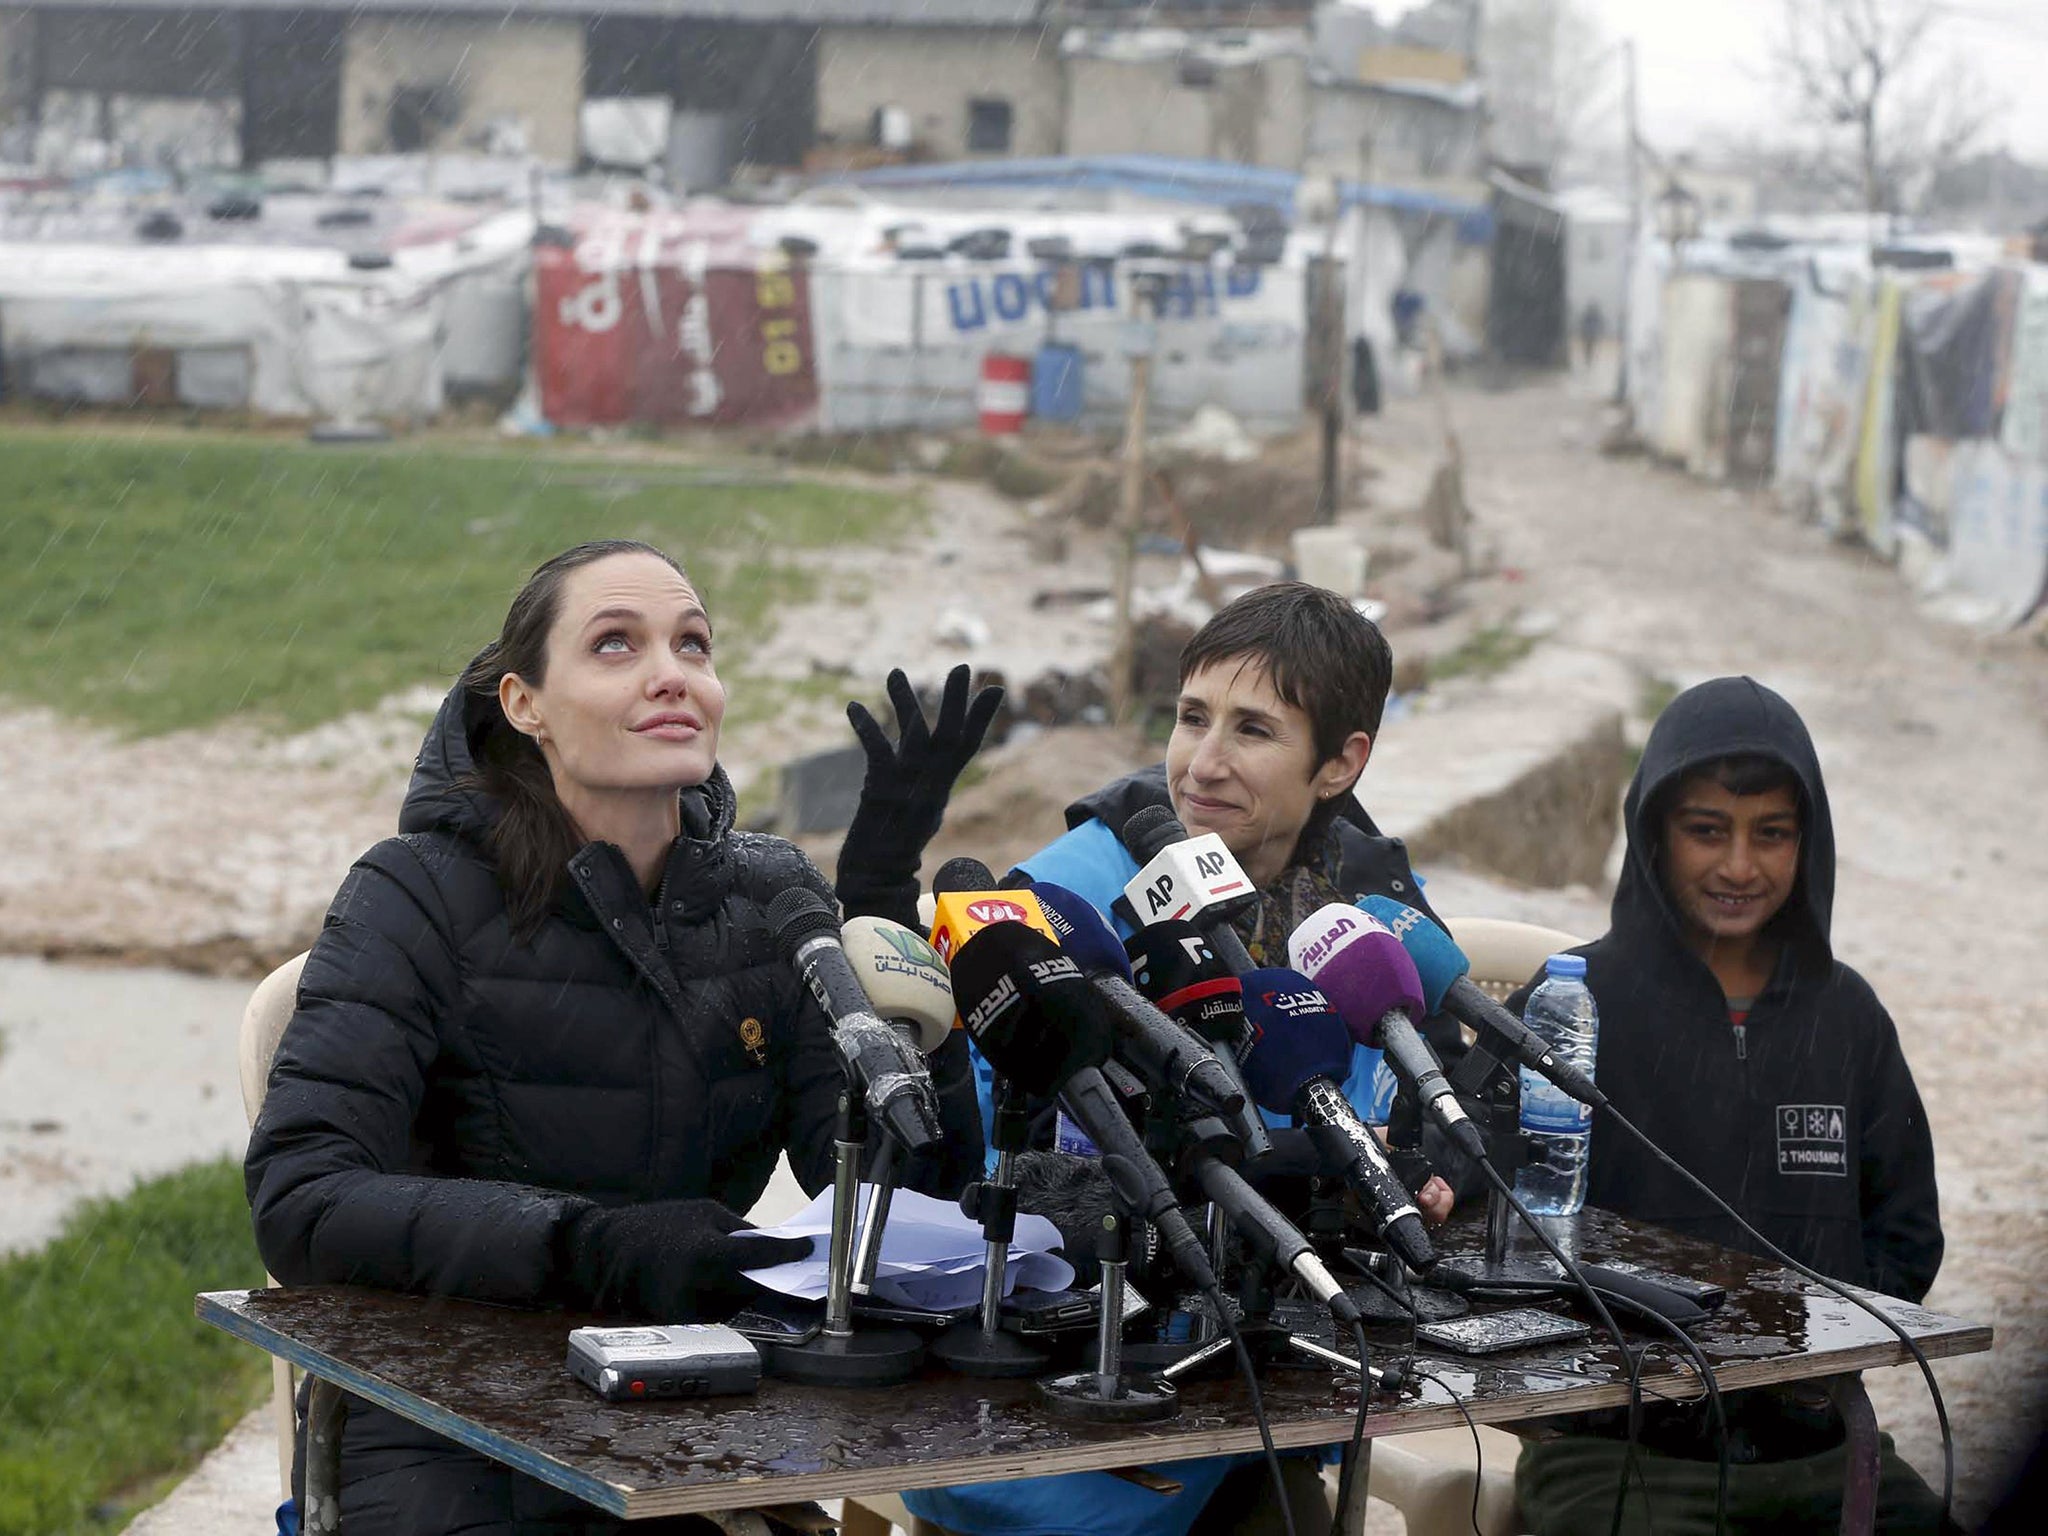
[198,1207,1990,1520]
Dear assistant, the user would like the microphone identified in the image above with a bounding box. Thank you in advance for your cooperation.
[1026,882,1247,1122]
[1124,921,1271,1161]
[947,920,1218,1293]
[1118,807,1258,975]
[927,857,1059,965]
[1287,904,1486,1163]
[769,889,943,1154]
[1187,1155,1363,1326]
[838,916,956,1053]
[1356,898,1605,1109]
[1238,969,1437,1273]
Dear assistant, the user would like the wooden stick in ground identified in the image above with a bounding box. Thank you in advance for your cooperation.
[1109,351,1151,722]
[1153,469,1223,610]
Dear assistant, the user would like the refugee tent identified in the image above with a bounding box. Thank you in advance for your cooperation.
[0,194,531,417]
[530,200,819,431]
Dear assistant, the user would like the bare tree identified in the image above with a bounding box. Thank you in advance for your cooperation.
[1768,0,2000,219]
[1480,0,1611,182]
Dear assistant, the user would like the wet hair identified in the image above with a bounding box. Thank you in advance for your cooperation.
[458,540,691,936]
[1178,581,1394,862]
[1690,752,1801,801]
[1654,752,1803,828]
[1178,581,1394,760]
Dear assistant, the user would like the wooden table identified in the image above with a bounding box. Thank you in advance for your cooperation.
[197,1208,1990,1522]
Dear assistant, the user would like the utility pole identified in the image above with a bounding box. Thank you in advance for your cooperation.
[1109,292,1156,724]
[1614,37,1640,408]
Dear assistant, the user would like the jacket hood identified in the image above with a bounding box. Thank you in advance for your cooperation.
[398,666,737,849]
[1613,675,1835,976]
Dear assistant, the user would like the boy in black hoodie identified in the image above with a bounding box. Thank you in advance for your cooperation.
[1513,676,1949,1535]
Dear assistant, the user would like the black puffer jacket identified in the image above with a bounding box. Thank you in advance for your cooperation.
[246,678,981,1533]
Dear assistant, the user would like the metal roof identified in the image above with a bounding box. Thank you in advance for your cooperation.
[17,0,1047,21]
[837,154,1494,239]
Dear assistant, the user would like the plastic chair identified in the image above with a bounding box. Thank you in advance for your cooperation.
[1355,915,1587,1536]
[239,950,311,1499]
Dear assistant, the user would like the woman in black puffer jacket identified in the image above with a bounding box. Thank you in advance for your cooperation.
[245,540,986,1535]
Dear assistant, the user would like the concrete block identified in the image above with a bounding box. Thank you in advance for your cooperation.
[778,744,869,837]
[1364,647,1633,890]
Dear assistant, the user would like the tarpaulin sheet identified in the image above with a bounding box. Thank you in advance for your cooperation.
[1910,441,2048,629]
[2001,266,2048,464]
[1854,280,1904,557]
[1774,265,1872,529]
[0,206,531,417]
[532,204,818,430]
[1896,267,2019,444]
[1654,273,1733,477]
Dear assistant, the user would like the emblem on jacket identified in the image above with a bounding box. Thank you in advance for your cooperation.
[739,1017,768,1067]
[1777,1103,1847,1177]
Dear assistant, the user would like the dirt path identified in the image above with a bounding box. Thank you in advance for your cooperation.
[1379,375,2047,1518]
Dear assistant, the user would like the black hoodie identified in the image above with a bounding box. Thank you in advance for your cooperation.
[1519,677,1942,1305]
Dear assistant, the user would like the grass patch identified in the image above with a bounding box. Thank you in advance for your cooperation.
[1425,623,1539,686]
[1637,673,1680,722]
[0,434,918,734]
[0,1158,270,1536]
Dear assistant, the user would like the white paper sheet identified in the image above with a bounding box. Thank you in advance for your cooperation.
[743,1185,1075,1311]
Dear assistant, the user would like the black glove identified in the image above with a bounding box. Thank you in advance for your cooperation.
[835,664,1004,928]
[555,1199,812,1321]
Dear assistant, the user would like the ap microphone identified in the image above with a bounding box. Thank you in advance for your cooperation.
[769,889,943,1154]
[1026,882,1247,1122]
[838,916,957,1054]
[1118,807,1258,975]
[1288,904,1486,1163]
[1356,898,1605,1110]
[947,920,1219,1293]
[1125,921,1270,1161]
[1238,969,1436,1273]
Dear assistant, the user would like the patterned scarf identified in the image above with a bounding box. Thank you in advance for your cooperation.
[1233,825,1346,967]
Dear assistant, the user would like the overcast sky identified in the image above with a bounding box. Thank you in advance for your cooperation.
[1579,0,2048,162]
[1349,0,2048,163]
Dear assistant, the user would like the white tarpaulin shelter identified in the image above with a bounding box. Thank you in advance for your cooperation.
[0,202,532,417]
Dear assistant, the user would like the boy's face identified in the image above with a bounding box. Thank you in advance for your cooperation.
[1660,777,1801,948]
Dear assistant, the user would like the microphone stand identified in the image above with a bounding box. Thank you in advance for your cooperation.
[762,1086,927,1387]
[931,1076,1051,1377]
[849,1139,898,1296]
[1039,1207,1178,1422]
[1428,1031,1560,1291]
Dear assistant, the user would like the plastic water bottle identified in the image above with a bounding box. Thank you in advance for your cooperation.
[1514,953,1598,1216]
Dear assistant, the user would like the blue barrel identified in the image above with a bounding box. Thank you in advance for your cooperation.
[1031,342,1084,422]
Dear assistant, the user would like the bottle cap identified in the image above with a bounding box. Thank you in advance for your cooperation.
[1544,952,1588,979]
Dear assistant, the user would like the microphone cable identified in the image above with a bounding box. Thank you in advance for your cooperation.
[1326,1318,1374,1536]
[1469,1155,1654,1536]
[1206,1286,1301,1536]
[1404,1366,1488,1536]
[1627,1301,1730,1536]
[1600,1101,1954,1527]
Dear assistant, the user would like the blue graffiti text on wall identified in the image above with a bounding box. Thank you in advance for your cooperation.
[946,263,1262,333]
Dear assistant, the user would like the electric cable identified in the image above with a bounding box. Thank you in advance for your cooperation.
[1601,1102,1955,1526]
[1630,1308,1730,1536]
[1406,1367,1487,1536]
[1469,1156,1653,1536]
[1208,1286,1301,1536]
[1327,1319,1374,1536]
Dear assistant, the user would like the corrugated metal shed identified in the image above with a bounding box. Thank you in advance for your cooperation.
[13,0,1046,20]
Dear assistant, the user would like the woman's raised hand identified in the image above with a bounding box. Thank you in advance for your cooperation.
[835,665,1004,927]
